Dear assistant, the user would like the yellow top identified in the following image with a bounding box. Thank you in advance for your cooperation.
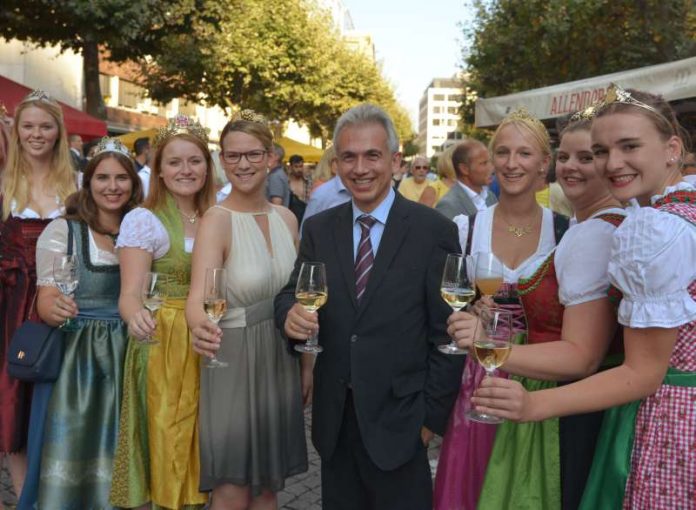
[398,177,430,202]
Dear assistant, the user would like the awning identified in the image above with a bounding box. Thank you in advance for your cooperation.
[475,57,696,127]
[117,128,159,150]
[0,74,107,140]
[278,136,324,164]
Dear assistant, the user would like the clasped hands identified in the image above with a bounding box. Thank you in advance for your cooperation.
[447,297,536,422]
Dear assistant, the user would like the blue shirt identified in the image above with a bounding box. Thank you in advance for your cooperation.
[300,176,351,235]
[352,187,395,261]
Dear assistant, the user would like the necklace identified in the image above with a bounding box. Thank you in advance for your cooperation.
[178,209,198,224]
[497,210,537,238]
[106,232,119,243]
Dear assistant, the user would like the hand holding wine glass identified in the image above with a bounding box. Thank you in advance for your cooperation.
[467,308,513,424]
[439,253,476,355]
[141,272,166,345]
[203,268,228,368]
[294,262,327,354]
[53,255,79,330]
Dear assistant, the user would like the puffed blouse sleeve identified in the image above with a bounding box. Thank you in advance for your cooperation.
[555,218,616,307]
[36,218,71,287]
[453,214,470,254]
[608,207,696,328]
[116,207,170,258]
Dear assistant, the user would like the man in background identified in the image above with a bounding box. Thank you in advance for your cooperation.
[267,143,290,206]
[68,134,86,172]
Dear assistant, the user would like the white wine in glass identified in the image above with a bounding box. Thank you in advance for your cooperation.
[53,255,79,330]
[438,253,476,355]
[475,253,505,297]
[203,268,228,368]
[294,262,327,354]
[141,272,166,345]
[467,308,513,424]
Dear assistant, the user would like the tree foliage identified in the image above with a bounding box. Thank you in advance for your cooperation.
[0,0,224,118]
[462,0,696,100]
[139,0,412,144]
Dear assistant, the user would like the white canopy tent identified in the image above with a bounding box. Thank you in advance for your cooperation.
[475,57,696,127]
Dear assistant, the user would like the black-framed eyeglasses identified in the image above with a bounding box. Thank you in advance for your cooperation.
[221,150,267,164]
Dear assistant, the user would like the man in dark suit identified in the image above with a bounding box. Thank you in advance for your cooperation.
[435,140,497,220]
[274,104,464,509]
[68,134,86,172]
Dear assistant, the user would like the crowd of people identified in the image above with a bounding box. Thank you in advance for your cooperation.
[0,84,693,510]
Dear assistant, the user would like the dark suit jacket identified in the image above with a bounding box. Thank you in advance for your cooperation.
[274,194,464,471]
[70,149,86,172]
[435,182,497,220]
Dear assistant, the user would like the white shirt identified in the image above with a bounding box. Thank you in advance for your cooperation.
[458,181,490,212]
[138,166,151,198]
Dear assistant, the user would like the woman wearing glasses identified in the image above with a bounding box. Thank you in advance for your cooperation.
[187,111,308,510]
[397,155,431,202]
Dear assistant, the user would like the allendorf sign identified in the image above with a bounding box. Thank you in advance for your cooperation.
[475,57,696,128]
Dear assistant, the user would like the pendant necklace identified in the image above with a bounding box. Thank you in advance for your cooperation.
[178,209,198,224]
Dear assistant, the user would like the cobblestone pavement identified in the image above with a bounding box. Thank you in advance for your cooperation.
[0,406,442,510]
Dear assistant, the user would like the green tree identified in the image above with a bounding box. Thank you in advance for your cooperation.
[0,0,224,118]
[462,0,696,116]
[140,0,412,143]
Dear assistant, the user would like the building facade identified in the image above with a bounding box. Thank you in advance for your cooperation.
[417,76,464,157]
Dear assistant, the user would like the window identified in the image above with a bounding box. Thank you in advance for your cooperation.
[448,107,458,114]
[118,80,144,109]
[433,94,445,101]
[433,106,441,114]
[432,119,441,126]
[448,94,464,102]
[448,119,457,127]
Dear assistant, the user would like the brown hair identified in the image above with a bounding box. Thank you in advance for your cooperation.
[594,88,689,154]
[1,100,76,219]
[219,119,274,152]
[64,151,143,233]
[143,133,216,214]
[451,140,486,179]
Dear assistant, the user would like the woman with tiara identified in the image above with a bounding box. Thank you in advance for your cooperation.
[110,116,216,509]
[0,90,76,501]
[434,108,568,510]
[188,110,309,510]
[18,137,142,509]
[471,86,696,509]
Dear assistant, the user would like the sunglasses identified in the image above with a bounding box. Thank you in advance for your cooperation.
[413,165,429,170]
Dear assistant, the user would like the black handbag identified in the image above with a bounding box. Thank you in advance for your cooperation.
[7,221,73,382]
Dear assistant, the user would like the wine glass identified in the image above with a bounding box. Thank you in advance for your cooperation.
[466,308,513,424]
[438,253,476,355]
[53,255,79,330]
[203,268,228,368]
[141,272,167,345]
[474,252,505,298]
[294,262,327,354]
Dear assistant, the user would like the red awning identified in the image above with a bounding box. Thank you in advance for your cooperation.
[0,74,107,140]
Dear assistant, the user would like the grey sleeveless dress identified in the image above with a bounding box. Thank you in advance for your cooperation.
[198,206,308,495]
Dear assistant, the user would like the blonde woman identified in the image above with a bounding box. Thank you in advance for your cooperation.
[0,90,76,500]
[312,145,336,191]
[419,144,457,207]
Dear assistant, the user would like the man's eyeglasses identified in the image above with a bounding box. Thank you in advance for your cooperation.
[413,165,429,170]
[221,150,267,164]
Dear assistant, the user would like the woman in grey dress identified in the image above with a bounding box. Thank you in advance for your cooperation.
[186,110,309,510]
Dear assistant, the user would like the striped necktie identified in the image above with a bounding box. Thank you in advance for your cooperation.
[355,214,377,302]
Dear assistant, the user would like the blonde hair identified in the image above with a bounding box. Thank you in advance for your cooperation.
[490,111,551,158]
[436,145,457,180]
[2,100,76,219]
[313,146,335,182]
[144,133,216,214]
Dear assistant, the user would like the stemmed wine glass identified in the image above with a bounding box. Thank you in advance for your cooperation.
[141,272,167,345]
[203,268,228,368]
[474,252,505,298]
[467,308,513,424]
[294,262,327,354]
[438,253,476,355]
[53,255,79,330]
